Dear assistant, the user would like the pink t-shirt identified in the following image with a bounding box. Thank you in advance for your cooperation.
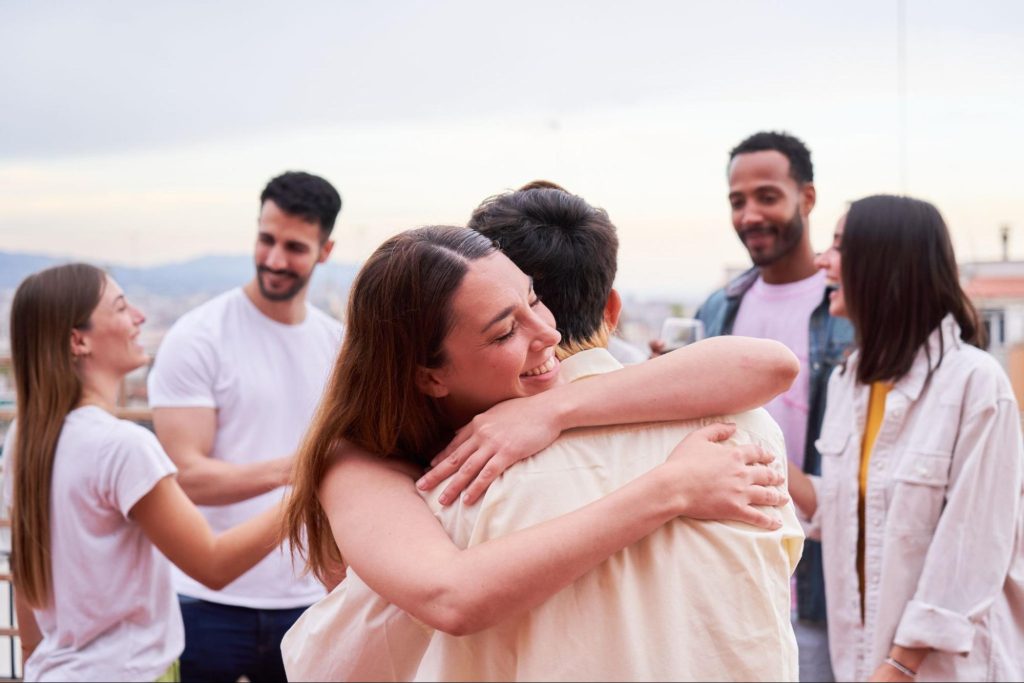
[732,270,826,471]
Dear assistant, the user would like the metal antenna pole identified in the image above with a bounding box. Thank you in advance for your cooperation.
[898,0,909,194]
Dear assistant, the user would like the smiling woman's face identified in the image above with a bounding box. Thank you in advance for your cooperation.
[418,251,562,423]
[73,275,149,377]
[814,214,847,318]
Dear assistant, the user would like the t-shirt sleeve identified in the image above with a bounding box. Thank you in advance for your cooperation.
[101,423,178,518]
[147,321,218,408]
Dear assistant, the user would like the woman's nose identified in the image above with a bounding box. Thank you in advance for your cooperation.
[530,319,561,351]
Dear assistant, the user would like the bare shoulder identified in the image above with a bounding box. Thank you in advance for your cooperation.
[323,441,422,486]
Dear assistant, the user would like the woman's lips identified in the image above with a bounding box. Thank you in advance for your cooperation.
[521,355,559,378]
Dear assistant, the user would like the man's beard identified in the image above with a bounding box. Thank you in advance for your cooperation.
[739,209,805,267]
[256,265,309,302]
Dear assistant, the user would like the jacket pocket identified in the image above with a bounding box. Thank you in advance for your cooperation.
[887,451,952,534]
[816,431,850,457]
[815,431,851,500]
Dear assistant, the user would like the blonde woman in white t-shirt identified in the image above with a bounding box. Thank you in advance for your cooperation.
[5,264,284,682]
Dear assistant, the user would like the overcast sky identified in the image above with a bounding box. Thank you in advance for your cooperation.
[1,0,1021,299]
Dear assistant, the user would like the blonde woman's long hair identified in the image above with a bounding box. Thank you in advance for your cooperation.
[285,226,496,583]
[9,263,105,608]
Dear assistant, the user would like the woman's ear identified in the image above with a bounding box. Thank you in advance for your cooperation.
[415,366,450,398]
[70,328,91,360]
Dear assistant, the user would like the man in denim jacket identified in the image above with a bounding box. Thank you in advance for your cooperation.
[695,131,854,683]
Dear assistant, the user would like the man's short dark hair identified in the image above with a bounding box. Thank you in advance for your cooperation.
[468,185,618,348]
[729,131,814,184]
[260,171,342,239]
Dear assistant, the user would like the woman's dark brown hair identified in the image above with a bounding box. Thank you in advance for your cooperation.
[285,226,496,582]
[842,194,985,385]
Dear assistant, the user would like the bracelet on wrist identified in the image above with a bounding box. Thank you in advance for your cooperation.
[885,656,917,678]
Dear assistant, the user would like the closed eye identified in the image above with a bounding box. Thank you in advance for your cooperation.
[494,324,517,344]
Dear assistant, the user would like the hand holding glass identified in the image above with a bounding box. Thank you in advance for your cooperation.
[659,317,706,351]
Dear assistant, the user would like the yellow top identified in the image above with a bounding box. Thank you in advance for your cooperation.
[858,380,890,618]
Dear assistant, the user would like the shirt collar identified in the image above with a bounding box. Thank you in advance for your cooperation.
[725,266,761,299]
[560,347,624,383]
[892,314,963,402]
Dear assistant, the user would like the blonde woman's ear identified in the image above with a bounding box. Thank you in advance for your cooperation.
[70,328,91,359]
[414,366,450,398]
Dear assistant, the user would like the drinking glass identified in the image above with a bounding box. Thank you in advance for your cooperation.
[659,317,706,351]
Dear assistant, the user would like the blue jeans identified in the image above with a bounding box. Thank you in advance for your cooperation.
[178,596,307,683]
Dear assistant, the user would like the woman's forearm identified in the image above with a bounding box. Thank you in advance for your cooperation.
[133,478,281,590]
[326,449,686,636]
[423,469,682,634]
[552,336,798,430]
[787,460,818,518]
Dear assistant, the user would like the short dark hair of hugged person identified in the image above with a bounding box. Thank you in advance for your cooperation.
[468,186,618,354]
[260,171,343,240]
[842,194,985,385]
[517,179,569,192]
[729,131,814,185]
[286,226,499,583]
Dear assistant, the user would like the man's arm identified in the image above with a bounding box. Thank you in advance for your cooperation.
[151,407,292,506]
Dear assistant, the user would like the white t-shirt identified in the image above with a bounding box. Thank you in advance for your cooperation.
[147,287,343,609]
[3,408,181,682]
[732,270,826,470]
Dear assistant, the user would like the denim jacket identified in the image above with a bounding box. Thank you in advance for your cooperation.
[696,266,855,622]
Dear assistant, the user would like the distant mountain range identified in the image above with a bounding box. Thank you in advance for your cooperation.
[0,251,361,298]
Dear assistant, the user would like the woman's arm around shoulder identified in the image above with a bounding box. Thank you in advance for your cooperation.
[323,425,783,636]
[421,336,798,502]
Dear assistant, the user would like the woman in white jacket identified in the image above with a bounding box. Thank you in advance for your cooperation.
[788,195,1024,682]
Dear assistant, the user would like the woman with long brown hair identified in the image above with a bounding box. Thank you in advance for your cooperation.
[283,225,801,678]
[788,195,1024,681]
[4,264,284,682]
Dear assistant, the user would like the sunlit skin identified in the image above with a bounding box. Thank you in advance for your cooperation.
[73,276,149,375]
[244,199,334,323]
[417,252,563,427]
[814,214,848,318]
[728,150,818,284]
[67,275,149,413]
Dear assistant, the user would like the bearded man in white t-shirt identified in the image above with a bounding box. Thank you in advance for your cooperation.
[683,132,855,683]
[147,171,344,682]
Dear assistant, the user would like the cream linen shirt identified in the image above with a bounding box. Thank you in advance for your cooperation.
[807,316,1024,681]
[282,348,804,682]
